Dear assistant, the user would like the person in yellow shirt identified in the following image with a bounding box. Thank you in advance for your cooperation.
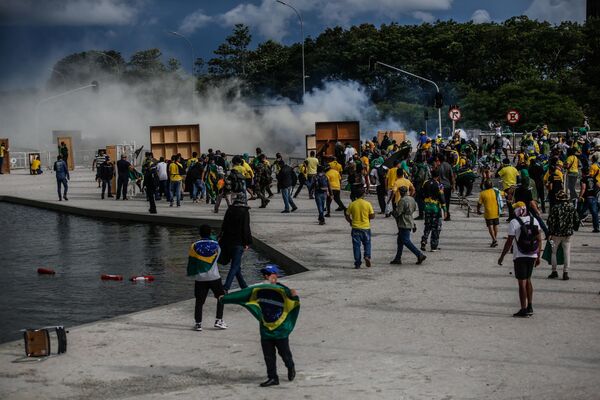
[327,155,343,174]
[496,159,519,190]
[169,155,184,207]
[345,189,375,268]
[30,156,42,175]
[391,175,416,204]
[386,160,399,191]
[565,148,579,199]
[325,165,345,216]
[477,179,501,247]
[544,160,564,210]
[305,151,319,198]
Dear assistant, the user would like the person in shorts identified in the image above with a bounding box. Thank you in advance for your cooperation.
[187,224,228,331]
[498,202,542,318]
[477,179,501,247]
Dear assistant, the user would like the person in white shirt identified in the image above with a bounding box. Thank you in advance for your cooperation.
[498,201,542,318]
[344,143,356,164]
[155,157,169,201]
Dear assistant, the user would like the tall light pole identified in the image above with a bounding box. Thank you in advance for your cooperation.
[371,60,443,136]
[276,0,305,99]
[167,30,196,111]
[48,67,66,84]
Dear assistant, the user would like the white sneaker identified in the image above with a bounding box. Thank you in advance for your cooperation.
[193,323,202,331]
[214,319,228,329]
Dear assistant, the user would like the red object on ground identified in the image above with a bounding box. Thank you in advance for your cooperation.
[101,274,123,281]
[130,276,155,282]
[37,268,56,275]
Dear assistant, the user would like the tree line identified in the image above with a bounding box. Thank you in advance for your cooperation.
[49,16,599,132]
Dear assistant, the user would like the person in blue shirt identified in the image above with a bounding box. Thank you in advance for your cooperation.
[53,154,70,201]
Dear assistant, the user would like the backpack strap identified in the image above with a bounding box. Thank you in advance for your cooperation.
[515,216,524,227]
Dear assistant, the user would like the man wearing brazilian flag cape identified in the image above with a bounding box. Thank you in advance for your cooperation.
[220,264,299,387]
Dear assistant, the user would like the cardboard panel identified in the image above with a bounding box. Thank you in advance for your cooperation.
[57,136,74,170]
[0,138,9,174]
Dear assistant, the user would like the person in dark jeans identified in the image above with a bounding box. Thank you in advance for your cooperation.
[116,154,131,200]
[528,157,546,213]
[143,164,158,214]
[276,160,298,213]
[53,154,69,201]
[311,166,331,225]
[391,186,427,265]
[99,156,114,199]
[220,193,253,291]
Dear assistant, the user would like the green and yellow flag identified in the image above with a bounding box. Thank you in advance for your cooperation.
[221,283,300,340]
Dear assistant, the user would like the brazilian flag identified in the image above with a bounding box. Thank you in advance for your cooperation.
[187,239,219,276]
[221,284,300,340]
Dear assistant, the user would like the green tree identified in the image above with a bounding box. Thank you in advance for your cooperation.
[208,24,252,78]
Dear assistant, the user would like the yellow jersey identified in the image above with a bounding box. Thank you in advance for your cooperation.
[498,165,518,189]
[566,155,578,174]
[346,198,374,230]
[392,177,415,203]
[478,188,499,220]
[31,159,41,171]
[325,169,341,191]
[169,162,183,181]
[386,167,398,190]
[306,157,319,175]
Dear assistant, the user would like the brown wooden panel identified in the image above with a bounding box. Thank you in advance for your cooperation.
[165,144,177,159]
[190,126,200,142]
[106,145,117,189]
[150,129,163,144]
[0,138,10,174]
[57,136,74,170]
[377,130,406,144]
[151,145,165,159]
[177,128,191,143]
[163,128,176,143]
[337,122,359,140]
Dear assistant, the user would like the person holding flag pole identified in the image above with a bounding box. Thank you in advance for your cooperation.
[220,265,299,387]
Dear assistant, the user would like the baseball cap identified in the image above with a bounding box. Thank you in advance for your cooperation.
[260,264,282,276]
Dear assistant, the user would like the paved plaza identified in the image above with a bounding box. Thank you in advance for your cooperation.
[0,170,599,399]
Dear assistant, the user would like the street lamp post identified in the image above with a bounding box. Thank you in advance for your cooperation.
[167,31,196,111]
[372,60,442,136]
[276,0,305,99]
[35,82,99,150]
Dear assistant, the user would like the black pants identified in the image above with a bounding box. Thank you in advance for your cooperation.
[376,185,387,213]
[194,280,225,323]
[101,179,112,197]
[327,189,345,212]
[293,175,306,197]
[535,180,545,213]
[443,187,452,215]
[146,188,156,213]
[261,338,295,379]
[116,177,128,199]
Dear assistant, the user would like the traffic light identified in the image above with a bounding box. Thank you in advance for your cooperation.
[434,92,443,108]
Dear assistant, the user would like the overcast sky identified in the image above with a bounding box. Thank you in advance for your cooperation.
[0,0,587,90]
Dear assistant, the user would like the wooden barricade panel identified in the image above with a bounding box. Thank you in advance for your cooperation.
[150,124,200,162]
[57,136,74,170]
[0,138,9,174]
[106,145,117,190]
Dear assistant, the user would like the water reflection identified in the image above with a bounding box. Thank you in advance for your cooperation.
[0,203,273,343]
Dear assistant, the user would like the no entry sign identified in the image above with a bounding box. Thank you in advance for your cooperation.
[506,109,520,124]
[448,107,461,121]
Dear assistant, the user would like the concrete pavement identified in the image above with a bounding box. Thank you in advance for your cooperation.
[0,169,599,399]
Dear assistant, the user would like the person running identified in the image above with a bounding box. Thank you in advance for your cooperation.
[53,154,69,201]
[498,202,542,318]
[311,166,331,225]
[276,159,298,213]
[390,186,427,265]
[477,179,502,247]
[547,190,579,280]
[220,264,299,387]
[325,164,345,216]
[345,188,374,268]
[220,193,252,292]
[188,224,228,332]
[421,170,446,252]
[254,154,271,208]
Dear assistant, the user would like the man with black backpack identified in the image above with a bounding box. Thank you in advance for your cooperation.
[498,201,542,318]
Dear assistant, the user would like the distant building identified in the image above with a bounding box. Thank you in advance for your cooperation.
[588,0,600,20]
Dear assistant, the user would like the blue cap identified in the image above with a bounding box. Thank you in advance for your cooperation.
[260,264,281,276]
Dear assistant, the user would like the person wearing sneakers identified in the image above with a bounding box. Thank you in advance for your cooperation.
[498,202,542,318]
[220,265,299,388]
[421,169,446,252]
[187,224,227,331]
[345,188,375,268]
[547,190,579,280]
[477,179,502,247]
[390,186,427,265]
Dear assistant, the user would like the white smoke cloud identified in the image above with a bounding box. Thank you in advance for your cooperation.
[1,77,406,158]
[0,0,143,26]
[525,0,585,24]
[179,9,212,35]
[471,9,491,24]
[412,11,436,23]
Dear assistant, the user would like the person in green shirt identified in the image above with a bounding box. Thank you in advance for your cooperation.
[391,186,427,265]
[220,265,299,387]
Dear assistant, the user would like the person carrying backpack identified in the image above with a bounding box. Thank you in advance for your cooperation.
[498,201,542,318]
